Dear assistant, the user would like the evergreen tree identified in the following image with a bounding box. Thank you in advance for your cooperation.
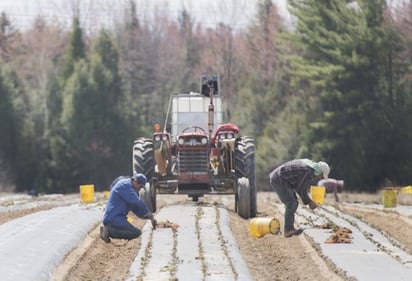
[49,17,87,192]
[61,17,86,81]
[288,0,412,190]
[287,0,371,188]
[233,0,288,187]
[88,30,131,186]
[0,65,19,189]
[0,12,20,63]
[178,9,200,92]
[117,0,142,98]
[57,30,131,192]
[116,1,166,133]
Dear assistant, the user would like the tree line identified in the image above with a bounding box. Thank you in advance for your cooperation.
[1,0,412,194]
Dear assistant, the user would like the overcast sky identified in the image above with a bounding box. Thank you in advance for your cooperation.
[0,0,290,31]
[1,1,408,32]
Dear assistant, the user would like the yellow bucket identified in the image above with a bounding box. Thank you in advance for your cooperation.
[383,189,397,208]
[310,186,326,205]
[249,217,280,238]
[401,186,412,194]
[79,184,94,203]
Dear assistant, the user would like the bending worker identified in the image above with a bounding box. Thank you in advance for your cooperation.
[269,159,330,238]
[100,173,157,243]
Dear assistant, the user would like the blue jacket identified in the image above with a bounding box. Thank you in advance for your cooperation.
[103,177,151,227]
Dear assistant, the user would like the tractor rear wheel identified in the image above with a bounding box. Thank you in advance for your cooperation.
[132,138,154,179]
[235,136,257,218]
[133,138,156,212]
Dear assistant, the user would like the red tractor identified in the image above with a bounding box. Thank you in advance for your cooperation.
[132,75,256,218]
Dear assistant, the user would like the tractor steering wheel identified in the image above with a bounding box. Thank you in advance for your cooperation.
[181,126,207,134]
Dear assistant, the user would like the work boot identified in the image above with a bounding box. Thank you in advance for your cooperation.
[100,225,110,243]
[284,228,304,238]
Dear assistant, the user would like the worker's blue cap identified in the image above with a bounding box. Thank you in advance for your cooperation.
[134,173,147,188]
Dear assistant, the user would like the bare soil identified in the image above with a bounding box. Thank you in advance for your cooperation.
[2,192,412,281]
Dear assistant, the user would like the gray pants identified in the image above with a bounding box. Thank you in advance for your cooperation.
[270,176,298,232]
[105,223,142,240]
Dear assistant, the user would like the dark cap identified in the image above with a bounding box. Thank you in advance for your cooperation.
[134,173,147,188]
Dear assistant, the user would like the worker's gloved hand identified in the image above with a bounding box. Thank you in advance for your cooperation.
[309,200,318,210]
[151,218,157,229]
[144,213,157,229]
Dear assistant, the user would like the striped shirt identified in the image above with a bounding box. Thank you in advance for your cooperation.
[269,159,316,205]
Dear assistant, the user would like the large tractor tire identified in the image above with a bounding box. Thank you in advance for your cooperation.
[133,138,156,212]
[132,138,154,179]
[235,136,257,218]
[236,177,251,219]
[139,182,157,212]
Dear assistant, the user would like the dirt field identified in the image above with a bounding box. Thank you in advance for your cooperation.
[2,191,412,281]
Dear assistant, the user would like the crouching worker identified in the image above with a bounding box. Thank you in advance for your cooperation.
[100,173,157,243]
[269,159,330,238]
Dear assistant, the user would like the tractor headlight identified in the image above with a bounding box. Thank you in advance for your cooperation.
[227,133,234,139]
[219,134,225,140]
[162,135,168,141]
[178,138,184,145]
[154,135,161,141]
[201,137,208,145]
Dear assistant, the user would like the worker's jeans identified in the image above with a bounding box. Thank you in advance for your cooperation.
[105,223,141,240]
[270,176,298,232]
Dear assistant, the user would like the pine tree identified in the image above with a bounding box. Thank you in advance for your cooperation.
[56,30,131,191]
[178,9,200,92]
[49,17,87,192]
[62,17,86,81]
[233,0,289,185]
[288,0,412,189]
[0,65,19,189]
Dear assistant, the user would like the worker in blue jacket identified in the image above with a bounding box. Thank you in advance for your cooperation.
[100,173,157,243]
[269,159,330,238]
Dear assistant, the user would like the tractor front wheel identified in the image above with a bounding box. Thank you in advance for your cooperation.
[139,182,157,212]
[236,177,251,219]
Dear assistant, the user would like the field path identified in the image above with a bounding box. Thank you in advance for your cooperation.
[126,204,252,280]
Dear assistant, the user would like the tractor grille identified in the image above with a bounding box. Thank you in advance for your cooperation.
[178,150,209,173]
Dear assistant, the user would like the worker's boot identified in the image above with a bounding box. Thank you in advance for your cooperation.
[284,228,304,238]
[100,225,111,243]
